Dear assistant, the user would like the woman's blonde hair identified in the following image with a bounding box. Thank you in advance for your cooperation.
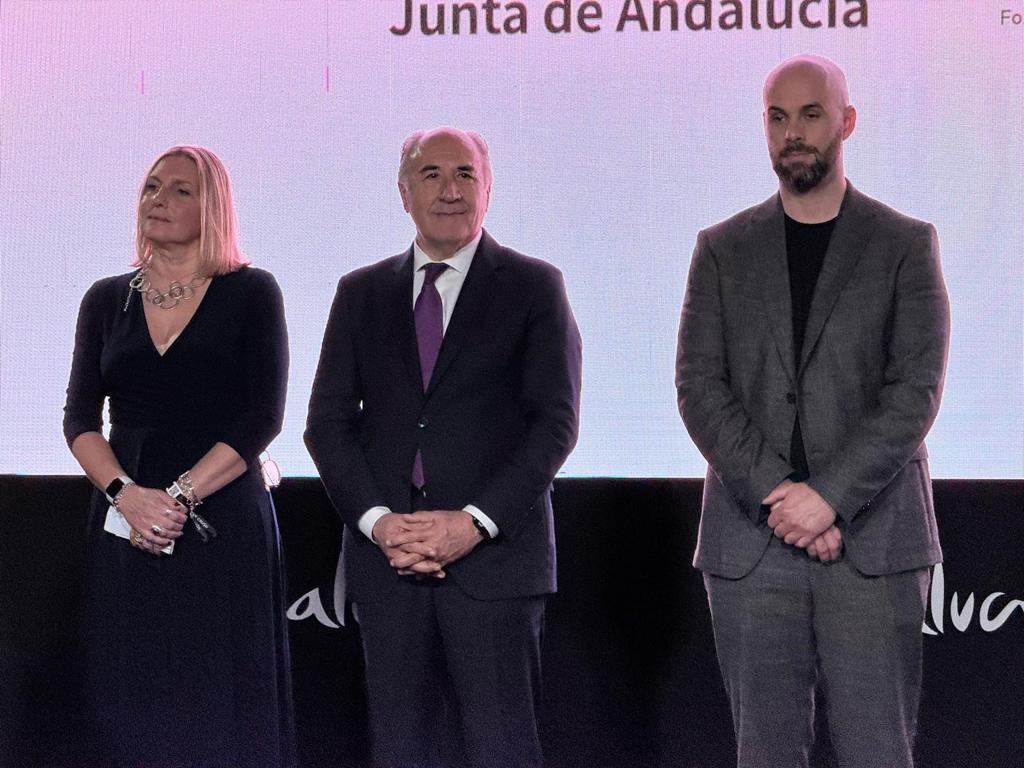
[133,145,249,275]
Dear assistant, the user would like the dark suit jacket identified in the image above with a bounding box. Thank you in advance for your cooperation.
[305,230,582,602]
[676,183,950,578]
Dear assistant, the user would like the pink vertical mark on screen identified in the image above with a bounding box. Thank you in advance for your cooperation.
[325,65,330,92]
[140,70,145,94]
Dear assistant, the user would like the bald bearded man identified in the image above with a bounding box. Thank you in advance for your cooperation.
[676,55,950,767]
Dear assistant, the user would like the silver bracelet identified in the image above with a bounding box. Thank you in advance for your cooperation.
[175,470,203,508]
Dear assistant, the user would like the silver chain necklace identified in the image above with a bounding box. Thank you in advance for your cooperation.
[126,267,207,310]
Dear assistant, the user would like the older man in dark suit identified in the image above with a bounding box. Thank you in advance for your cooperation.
[676,55,950,767]
[306,127,582,768]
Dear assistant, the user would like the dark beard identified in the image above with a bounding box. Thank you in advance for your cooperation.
[775,153,828,193]
[773,133,840,194]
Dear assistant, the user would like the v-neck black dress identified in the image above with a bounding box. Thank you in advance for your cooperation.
[63,267,295,767]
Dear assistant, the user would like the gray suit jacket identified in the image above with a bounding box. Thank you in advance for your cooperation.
[676,183,950,578]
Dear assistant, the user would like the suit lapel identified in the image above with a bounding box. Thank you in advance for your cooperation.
[750,195,797,387]
[388,248,422,390]
[425,230,501,397]
[798,184,875,375]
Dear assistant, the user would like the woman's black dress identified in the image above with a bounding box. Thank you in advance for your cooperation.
[63,267,295,768]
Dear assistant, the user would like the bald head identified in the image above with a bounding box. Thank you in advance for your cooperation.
[764,54,850,113]
[762,54,856,199]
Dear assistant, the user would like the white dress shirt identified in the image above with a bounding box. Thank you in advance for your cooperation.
[358,230,500,542]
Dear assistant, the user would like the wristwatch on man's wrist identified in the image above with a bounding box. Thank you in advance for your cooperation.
[468,513,492,541]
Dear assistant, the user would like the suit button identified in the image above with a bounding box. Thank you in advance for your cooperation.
[785,392,797,404]
[418,417,429,428]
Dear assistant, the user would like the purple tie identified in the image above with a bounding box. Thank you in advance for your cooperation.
[412,262,446,488]
[415,263,447,388]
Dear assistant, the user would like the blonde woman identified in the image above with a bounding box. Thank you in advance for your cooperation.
[63,146,295,767]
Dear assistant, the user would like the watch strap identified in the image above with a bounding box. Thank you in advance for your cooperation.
[165,481,191,509]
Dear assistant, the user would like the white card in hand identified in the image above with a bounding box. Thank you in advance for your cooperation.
[104,505,174,554]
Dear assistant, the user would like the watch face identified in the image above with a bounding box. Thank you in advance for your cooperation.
[472,517,491,539]
[105,478,126,499]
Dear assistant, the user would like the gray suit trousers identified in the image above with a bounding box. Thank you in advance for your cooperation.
[704,539,930,768]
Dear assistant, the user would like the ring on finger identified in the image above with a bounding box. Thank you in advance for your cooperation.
[152,524,164,536]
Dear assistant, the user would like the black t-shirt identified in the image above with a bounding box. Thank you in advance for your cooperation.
[785,213,837,480]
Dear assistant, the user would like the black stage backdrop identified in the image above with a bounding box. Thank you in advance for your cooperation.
[2,477,1021,768]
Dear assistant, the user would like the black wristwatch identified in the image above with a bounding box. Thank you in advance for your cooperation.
[469,514,492,541]
[104,476,133,505]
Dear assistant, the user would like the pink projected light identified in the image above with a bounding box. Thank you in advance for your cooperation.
[0,1,1019,477]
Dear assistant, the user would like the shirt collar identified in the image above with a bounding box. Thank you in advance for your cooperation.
[412,230,483,275]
